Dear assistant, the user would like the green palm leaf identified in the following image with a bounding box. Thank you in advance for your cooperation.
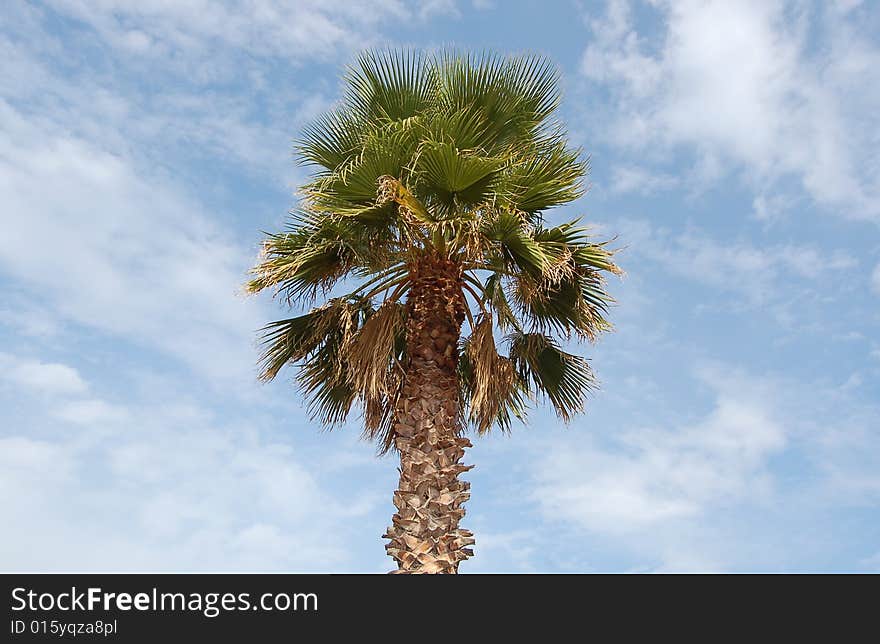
[416,140,505,216]
[344,50,436,122]
[507,331,597,422]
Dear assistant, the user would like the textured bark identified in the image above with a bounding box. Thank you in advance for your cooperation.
[383,254,475,573]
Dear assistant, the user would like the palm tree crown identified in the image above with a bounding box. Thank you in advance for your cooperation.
[247,50,621,452]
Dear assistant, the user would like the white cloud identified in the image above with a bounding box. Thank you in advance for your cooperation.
[46,0,409,69]
[418,0,461,19]
[0,354,88,395]
[861,550,880,572]
[0,391,385,571]
[610,218,857,306]
[526,361,880,570]
[0,1,410,573]
[751,192,796,224]
[0,436,72,476]
[0,2,420,190]
[581,0,661,97]
[531,369,785,536]
[0,352,129,427]
[54,399,130,425]
[0,300,63,337]
[0,344,389,571]
[464,530,537,573]
[0,99,264,384]
[609,164,679,195]
[871,263,880,294]
[0,26,308,185]
[580,0,880,220]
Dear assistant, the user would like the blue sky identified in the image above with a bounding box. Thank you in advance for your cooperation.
[1,0,878,572]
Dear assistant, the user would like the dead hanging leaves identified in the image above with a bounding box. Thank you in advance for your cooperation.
[466,316,519,434]
[376,174,432,224]
[346,301,406,400]
[346,301,407,446]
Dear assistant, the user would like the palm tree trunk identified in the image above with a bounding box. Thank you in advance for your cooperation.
[383,254,475,573]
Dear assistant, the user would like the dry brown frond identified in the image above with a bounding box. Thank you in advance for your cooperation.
[466,316,518,434]
[346,301,406,399]
[543,246,575,285]
[376,175,430,223]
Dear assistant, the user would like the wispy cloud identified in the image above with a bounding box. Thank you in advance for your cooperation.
[532,367,786,536]
[607,218,858,308]
[0,100,264,384]
[861,550,880,572]
[0,353,88,395]
[0,353,387,571]
[53,398,130,425]
[44,0,409,68]
[526,362,880,570]
[418,0,461,20]
[608,164,679,195]
[580,0,880,220]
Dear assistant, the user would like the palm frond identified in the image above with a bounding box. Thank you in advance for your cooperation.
[507,222,620,340]
[511,274,611,341]
[257,296,368,377]
[463,316,526,433]
[305,124,419,215]
[415,140,505,217]
[375,174,433,223]
[246,212,395,303]
[507,331,596,422]
[258,297,372,428]
[421,107,492,153]
[344,49,436,122]
[498,139,586,215]
[503,54,561,122]
[480,210,547,277]
[346,301,406,401]
[481,272,521,331]
[297,107,365,171]
[434,51,559,152]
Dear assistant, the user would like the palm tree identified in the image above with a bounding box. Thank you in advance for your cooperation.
[247,50,621,573]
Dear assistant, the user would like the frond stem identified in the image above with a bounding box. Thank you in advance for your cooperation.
[350,265,408,297]
[361,274,411,302]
